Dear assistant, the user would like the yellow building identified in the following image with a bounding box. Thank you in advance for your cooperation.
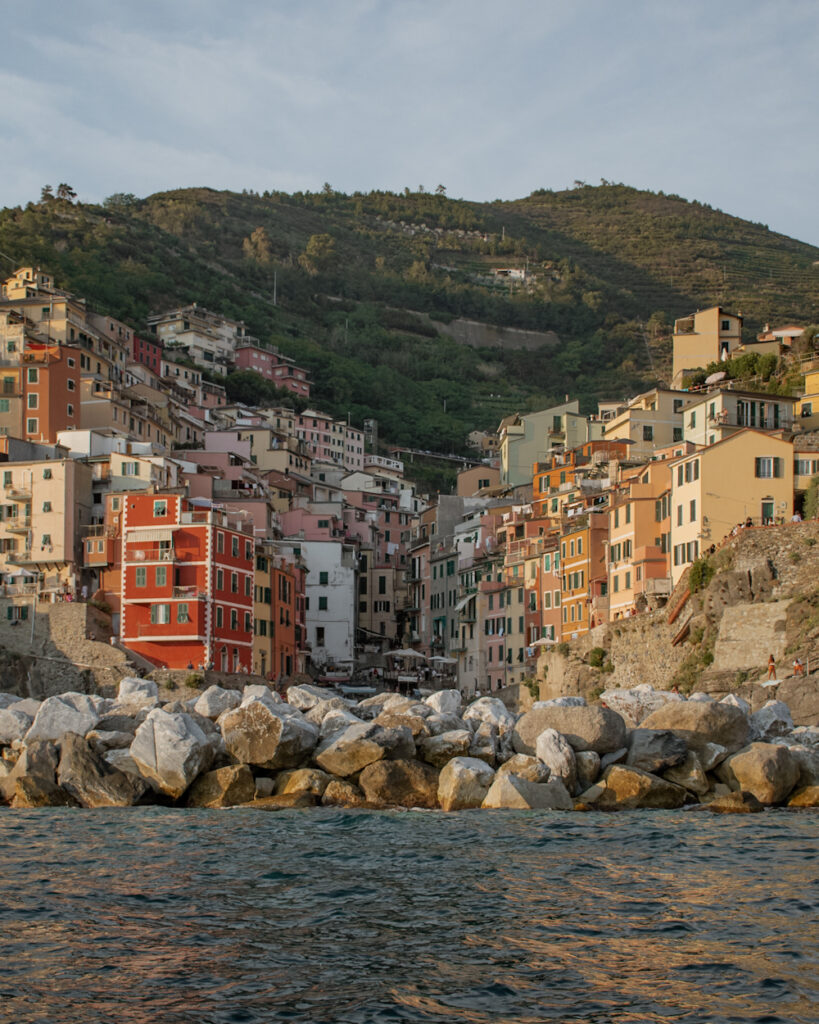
[603,387,688,460]
[672,307,742,386]
[669,430,793,584]
[681,389,795,448]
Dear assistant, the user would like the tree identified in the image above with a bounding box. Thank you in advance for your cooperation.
[55,183,77,202]
[40,184,54,202]
[104,192,138,210]
[298,233,336,275]
[435,184,446,196]
[242,226,273,264]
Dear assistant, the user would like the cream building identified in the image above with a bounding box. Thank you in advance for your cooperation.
[669,430,793,584]
[672,307,743,385]
[680,389,795,448]
[603,387,688,460]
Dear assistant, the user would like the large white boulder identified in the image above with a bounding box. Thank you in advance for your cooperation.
[535,728,577,794]
[482,772,573,810]
[313,722,388,777]
[438,757,495,811]
[194,685,242,721]
[24,694,101,745]
[129,708,213,798]
[286,684,336,711]
[751,700,793,742]
[419,729,472,768]
[220,698,318,770]
[532,696,586,708]
[0,706,35,746]
[599,685,682,726]
[118,677,159,703]
[0,693,22,710]
[320,708,363,739]
[720,694,751,716]
[424,689,462,716]
[462,697,517,736]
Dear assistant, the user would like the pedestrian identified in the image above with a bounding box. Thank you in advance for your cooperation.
[745,517,753,529]
[791,512,802,523]
[767,654,776,681]
[81,584,88,602]
[793,657,805,677]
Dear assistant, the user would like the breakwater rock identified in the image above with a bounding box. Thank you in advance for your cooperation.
[1,681,817,812]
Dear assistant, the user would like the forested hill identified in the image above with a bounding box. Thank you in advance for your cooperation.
[1,182,817,451]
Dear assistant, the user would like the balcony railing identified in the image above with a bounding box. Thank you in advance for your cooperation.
[4,517,31,532]
[6,487,31,501]
[126,546,174,562]
[172,586,207,600]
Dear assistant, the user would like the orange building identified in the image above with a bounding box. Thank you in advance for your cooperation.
[560,509,608,638]
[0,343,79,443]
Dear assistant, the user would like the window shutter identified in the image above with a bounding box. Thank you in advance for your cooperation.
[755,457,761,478]
[774,458,783,478]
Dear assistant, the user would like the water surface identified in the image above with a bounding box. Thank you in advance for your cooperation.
[1,808,817,1023]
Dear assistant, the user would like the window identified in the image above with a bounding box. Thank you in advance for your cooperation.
[155,566,167,586]
[3,378,14,394]
[677,505,683,527]
[41,534,51,547]
[135,567,147,587]
[244,612,251,633]
[625,572,631,589]
[689,412,696,429]
[245,540,252,560]
[67,404,74,418]
[755,457,783,479]
[643,425,653,442]
[43,468,52,480]
[673,427,683,442]
[317,519,330,529]
[230,609,238,630]
[42,502,51,513]
[153,499,167,517]
[27,393,38,409]
[216,606,223,627]
[319,596,328,611]
[319,571,328,585]
[27,368,38,384]
[378,575,386,594]
[690,499,697,522]
[67,379,75,391]
[625,505,631,524]
[150,604,171,624]
[232,536,239,557]
[216,532,224,553]
[177,603,190,623]
[245,576,252,596]
[721,319,730,331]
[231,572,238,593]
[0,400,8,413]
[216,569,223,590]
[316,627,325,646]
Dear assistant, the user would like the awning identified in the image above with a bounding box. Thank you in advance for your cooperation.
[125,528,175,542]
[453,593,475,614]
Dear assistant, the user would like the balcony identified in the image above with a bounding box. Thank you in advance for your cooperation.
[126,546,174,562]
[4,516,31,533]
[172,586,207,600]
[6,487,31,501]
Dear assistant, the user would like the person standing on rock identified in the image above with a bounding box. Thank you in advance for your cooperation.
[767,654,777,682]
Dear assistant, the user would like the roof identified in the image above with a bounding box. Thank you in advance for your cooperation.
[668,427,793,464]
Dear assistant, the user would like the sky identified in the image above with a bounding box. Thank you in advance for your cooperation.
[2,0,818,244]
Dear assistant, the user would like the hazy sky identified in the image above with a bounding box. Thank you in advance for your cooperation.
[2,0,818,244]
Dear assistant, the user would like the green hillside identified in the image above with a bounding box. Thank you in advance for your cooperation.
[0,183,817,451]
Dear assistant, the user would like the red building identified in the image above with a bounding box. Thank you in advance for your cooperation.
[234,341,311,398]
[133,334,163,374]
[119,493,254,670]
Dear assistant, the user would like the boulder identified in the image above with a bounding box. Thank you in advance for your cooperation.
[769,676,819,727]
[481,773,573,810]
[86,729,134,753]
[771,742,819,789]
[717,743,800,805]
[0,692,22,710]
[575,750,601,792]
[706,791,764,814]
[662,750,709,795]
[751,700,793,742]
[496,753,550,783]
[118,677,159,704]
[626,729,688,774]
[129,708,213,799]
[274,768,332,798]
[354,693,393,720]
[253,792,318,809]
[438,757,495,811]
[688,692,714,702]
[313,722,388,777]
[462,697,517,737]
[57,733,150,807]
[320,708,363,739]
[358,758,439,808]
[382,694,419,714]
[419,729,472,768]
[13,698,41,718]
[220,699,318,770]
[1,739,60,805]
[96,713,143,734]
[368,724,416,761]
[305,697,354,726]
[790,726,819,747]
[0,706,34,746]
[286,684,336,711]
[254,776,275,799]
[102,748,144,779]
[374,711,431,740]
[592,765,688,810]
[788,786,819,808]
[425,712,468,736]
[514,705,626,756]
[535,729,577,794]
[194,686,242,721]
[700,742,729,771]
[599,685,682,726]
[533,696,587,708]
[468,721,498,766]
[243,683,280,703]
[13,773,79,808]
[321,779,369,808]
[639,701,750,758]
[600,746,628,771]
[24,694,101,745]
[187,765,255,808]
[720,693,751,716]
[424,689,462,716]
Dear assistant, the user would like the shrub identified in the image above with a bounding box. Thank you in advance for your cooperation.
[789,551,801,564]
[589,646,606,668]
[88,598,111,615]
[185,672,204,688]
[688,558,715,593]
[588,684,604,702]
[556,641,571,657]
[602,661,615,673]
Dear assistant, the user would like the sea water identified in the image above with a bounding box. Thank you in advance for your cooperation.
[0,808,817,1023]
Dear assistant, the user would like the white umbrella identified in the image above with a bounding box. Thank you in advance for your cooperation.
[429,656,457,664]
[391,648,426,659]
[530,638,555,647]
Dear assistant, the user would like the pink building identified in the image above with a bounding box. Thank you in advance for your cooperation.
[234,342,311,398]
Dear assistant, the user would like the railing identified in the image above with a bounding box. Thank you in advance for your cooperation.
[172,586,207,600]
[1,582,38,596]
[85,524,117,539]
[708,412,793,430]
[126,547,174,562]
[6,487,31,501]
[4,517,31,531]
